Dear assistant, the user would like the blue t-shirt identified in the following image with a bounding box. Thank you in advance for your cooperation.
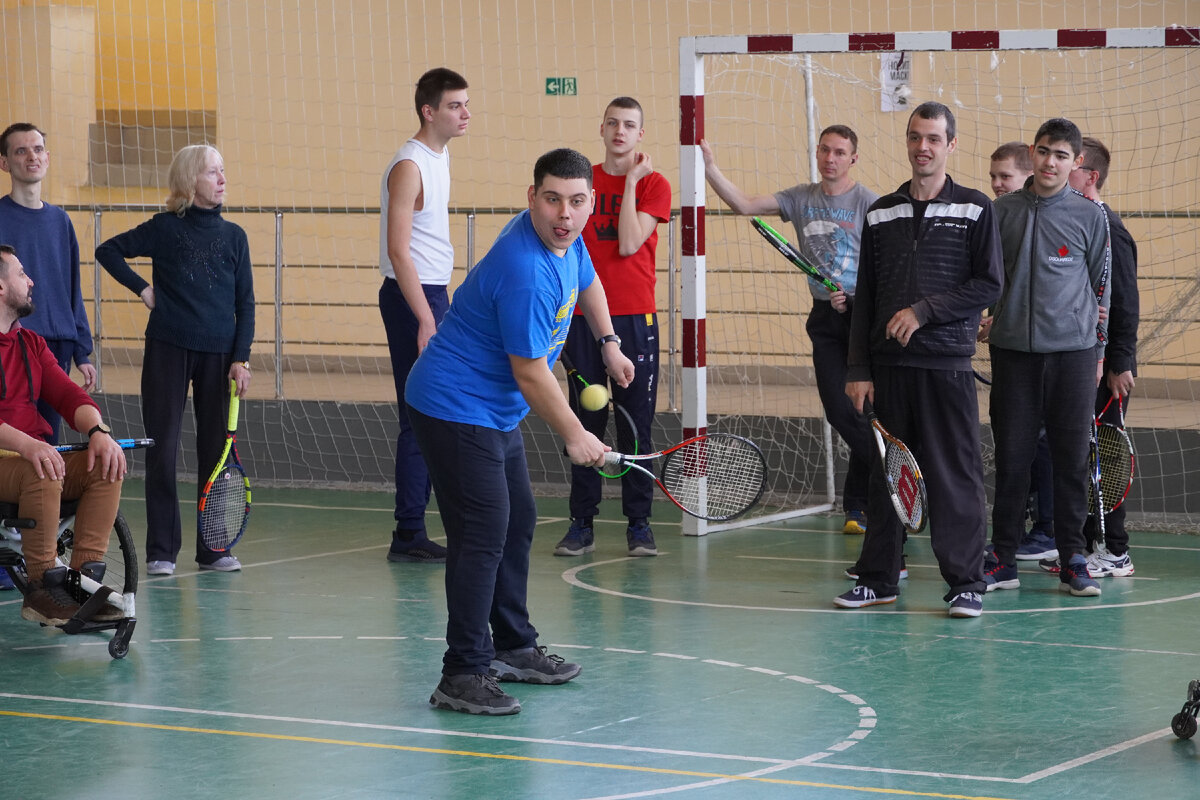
[405,210,595,431]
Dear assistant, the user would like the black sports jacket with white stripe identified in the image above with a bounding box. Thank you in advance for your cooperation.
[847,175,1003,379]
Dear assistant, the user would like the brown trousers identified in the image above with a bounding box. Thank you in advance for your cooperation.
[0,452,122,581]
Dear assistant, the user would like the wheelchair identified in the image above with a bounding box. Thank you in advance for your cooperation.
[1171,679,1200,740]
[0,498,138,659]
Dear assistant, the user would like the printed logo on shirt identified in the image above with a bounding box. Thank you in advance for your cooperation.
[1049,245,1073,263]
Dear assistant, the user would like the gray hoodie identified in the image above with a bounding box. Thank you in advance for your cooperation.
[989,184,1110,357]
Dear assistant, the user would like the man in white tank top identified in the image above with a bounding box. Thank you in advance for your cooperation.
[379,68,470,563]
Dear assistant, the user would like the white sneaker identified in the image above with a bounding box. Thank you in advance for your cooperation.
[1086,545,1134,577]
[146,560,175,575]
[199,555,242,572]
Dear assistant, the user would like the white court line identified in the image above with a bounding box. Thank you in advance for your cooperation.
[563,557,1200,615]
[0,692,795,766]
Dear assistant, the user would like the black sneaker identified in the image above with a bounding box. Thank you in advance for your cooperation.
[21,566,81,626]
[387,528,447,563]
[489,646,582,685]
[430,673,520,715]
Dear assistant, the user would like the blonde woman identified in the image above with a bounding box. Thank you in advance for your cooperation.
[97,145,254,576]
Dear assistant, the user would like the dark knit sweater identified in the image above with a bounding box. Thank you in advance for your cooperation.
[95,205,254,359]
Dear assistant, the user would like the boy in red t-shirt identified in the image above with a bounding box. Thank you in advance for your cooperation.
[556,97,671,558]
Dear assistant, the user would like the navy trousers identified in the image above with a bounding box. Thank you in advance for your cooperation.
[408,406,540,675]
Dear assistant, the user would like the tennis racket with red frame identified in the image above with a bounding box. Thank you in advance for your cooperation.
[197,379,251,552]
[1092,391,1135,515]
[601,433,767,521]
[863,400,928,533]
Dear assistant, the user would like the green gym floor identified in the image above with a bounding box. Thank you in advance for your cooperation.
[1,482,1197,800]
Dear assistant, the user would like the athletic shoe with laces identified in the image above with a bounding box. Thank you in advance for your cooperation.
[430,673,521,715]
[554,518,595,556]
[199,555,242,572]
[982,552,1020,592]
[1014,529,1057,561]
[844,556,907,581]
[1059,554,1101,596]
[20,566,81,626]
[833,585,897,609]
[1038,556,1061,574]
[1086,544,1135,577]
[948,592,983,618]
[387,529,448,563]
[842,510,867,535]
[146,560,175,576]
[489,646,582,685]
[626,519,657,557]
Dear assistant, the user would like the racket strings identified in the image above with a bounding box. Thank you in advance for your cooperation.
[1095,425,1134,512]
[200,466,249,549]
[884,445,925,528]
[660,437,766,519]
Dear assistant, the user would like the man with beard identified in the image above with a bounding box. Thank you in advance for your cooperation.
[0,244,126,625]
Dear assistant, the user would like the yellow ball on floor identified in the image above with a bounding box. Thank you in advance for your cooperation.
[579,383,609,411]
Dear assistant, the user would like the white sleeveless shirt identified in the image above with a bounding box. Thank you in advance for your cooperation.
[379,139,453,285]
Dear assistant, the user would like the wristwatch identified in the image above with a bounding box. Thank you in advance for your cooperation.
[88,422,113,439]
[235,360,251,371]
[597,334,622,348]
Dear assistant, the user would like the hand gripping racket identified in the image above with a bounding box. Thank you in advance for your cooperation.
[1092,391,1135,515]
[197,379,251,552]
[863,400,928,533]
[560,350,640,479]
[751,217,841,293]
[601,433,767,521]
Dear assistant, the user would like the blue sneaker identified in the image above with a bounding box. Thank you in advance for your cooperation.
[983,552,1020,592]
[554,518,594,556]
[948,592,983,618]
[626,519,658,557]
[1015,530,1057,561]
[1060,554,1101,596]
[0,567,14,591]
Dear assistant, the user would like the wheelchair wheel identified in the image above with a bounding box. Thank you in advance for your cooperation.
[5,510,138,597]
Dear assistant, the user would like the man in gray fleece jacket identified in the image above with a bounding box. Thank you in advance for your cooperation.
[985,118,1111,598]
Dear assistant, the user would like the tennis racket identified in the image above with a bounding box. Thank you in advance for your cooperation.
[602,433,767,521]
[560,350,640,478]
[863,400,928,533]
[197,379,251,552]
[751,216,841,293]
[0,438,155,458]
[1092,392,1134,515]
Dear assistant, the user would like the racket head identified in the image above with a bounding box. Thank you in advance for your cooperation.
[1095,423,1134,512]
[862,401,928,533]
[597,402,640,479]
[198,456,251,552]
[656,433,767,521]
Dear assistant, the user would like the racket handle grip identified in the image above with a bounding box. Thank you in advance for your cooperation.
[603,452,625,467]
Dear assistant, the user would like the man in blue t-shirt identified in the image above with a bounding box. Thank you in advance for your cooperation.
[0,123,96,444]
[406,148,634,716]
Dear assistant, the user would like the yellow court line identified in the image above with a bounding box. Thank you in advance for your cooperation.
[0,709,1017,800]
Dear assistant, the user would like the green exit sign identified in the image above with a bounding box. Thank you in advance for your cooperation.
[546,77,578,96]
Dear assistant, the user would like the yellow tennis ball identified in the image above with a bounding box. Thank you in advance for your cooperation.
[579,383,609,412]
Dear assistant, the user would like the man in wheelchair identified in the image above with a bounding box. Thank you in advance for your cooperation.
[0,244,126,625]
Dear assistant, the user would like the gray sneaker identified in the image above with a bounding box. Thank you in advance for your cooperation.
[199,555,241,572]
[489,646,582,685]
[430,673,520,715]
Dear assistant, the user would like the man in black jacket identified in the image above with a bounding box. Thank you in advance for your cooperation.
[840,101,1003,618]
